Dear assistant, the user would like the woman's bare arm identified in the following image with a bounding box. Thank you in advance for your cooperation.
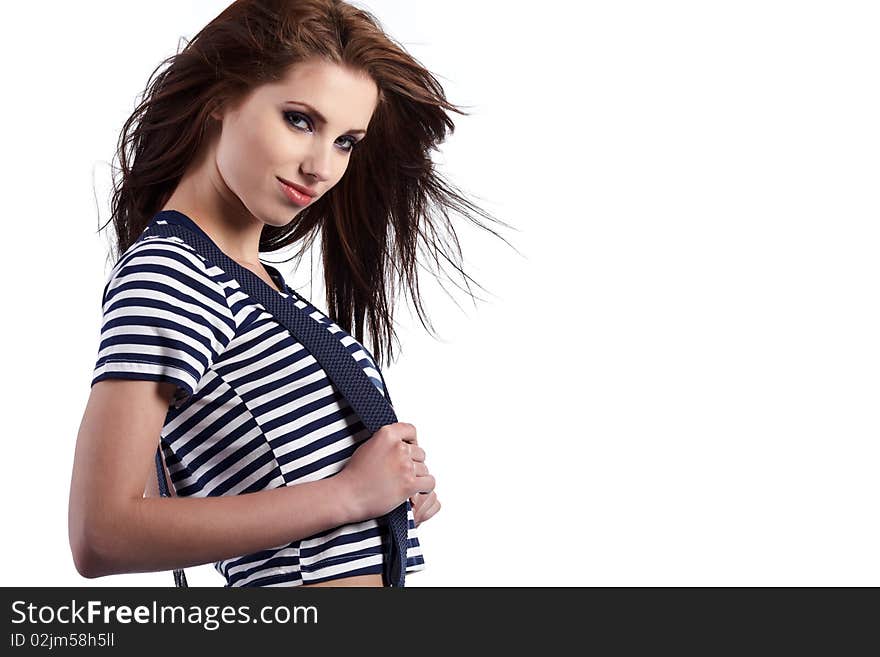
[69,378,362,579]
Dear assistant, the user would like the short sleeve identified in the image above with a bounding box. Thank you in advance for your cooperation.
[91,237,237,406]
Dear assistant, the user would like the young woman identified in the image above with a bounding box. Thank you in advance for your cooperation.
[68,0,512,587]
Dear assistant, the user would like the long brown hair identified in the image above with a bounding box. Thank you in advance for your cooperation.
[100,0,517,368]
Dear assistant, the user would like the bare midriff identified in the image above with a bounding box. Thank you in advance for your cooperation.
[300,573,384,587]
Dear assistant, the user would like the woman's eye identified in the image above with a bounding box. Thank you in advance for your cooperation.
[284,111,310,131]
[283,111,359,153]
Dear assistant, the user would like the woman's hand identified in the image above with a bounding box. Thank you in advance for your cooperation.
[337,422,435,520]
[410,490,440,527]
[405,427,441,527]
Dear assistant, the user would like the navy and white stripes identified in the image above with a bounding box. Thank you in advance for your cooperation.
[91,211,425,586]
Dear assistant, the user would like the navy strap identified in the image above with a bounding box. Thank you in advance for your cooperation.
[154,450,189,587]
[148,211,408,587]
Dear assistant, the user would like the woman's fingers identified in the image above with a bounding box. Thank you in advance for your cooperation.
[414,496,440,527]
[406,447,438,525]
[411,490,441,526]
[408,444,426,462]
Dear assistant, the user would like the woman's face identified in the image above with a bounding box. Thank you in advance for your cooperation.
[210,58,379,228]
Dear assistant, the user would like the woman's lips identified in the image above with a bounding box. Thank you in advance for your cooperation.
[277,177,314,206]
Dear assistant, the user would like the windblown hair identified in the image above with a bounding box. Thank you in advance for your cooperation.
[100,0,516,367]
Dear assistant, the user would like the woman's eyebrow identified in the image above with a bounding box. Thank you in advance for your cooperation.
[285,100,367,135]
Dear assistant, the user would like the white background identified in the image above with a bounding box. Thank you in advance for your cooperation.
[0,1,877,586]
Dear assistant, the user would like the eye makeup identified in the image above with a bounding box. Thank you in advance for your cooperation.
[283,110,361,152]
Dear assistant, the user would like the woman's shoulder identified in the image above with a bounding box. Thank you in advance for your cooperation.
[123,232,213,270]
[103,233,235,319]
[114,232,229,286]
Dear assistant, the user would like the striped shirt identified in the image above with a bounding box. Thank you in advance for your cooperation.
[91,209,425,586]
